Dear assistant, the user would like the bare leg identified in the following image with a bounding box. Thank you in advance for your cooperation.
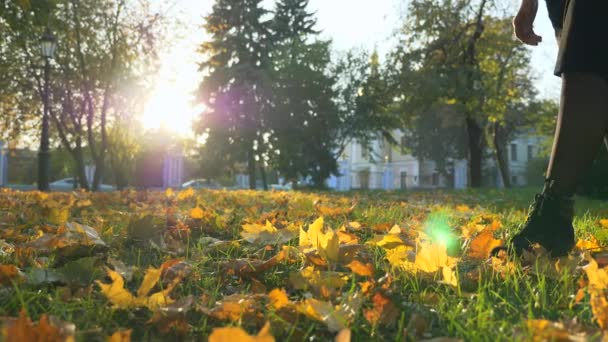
[545,72,608,195]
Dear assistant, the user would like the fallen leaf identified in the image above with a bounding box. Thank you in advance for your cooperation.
[1,309,75,342]
[364,292,399,326]
[526,319,573,341]
[208,322,275,342]
[241,221,297,245]
[189,207,204,219]
[467,228,502,260]
[345,260,374,277]
[335,329,351,342]
[268,288,290,310]
[0,265,24,286]
[415,242,457,273]
[107,329,132,342]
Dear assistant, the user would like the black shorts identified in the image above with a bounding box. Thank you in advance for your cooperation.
[554,0,608,77]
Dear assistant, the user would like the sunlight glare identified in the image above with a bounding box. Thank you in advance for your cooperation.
[142,82,202,137]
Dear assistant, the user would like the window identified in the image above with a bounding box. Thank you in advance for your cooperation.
[432,172,440,186]
[361,146,369,160]
[511,175,518,185]
[510,144,518,162]
[527,145,534,161]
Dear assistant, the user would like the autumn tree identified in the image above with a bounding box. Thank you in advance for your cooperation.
[1,0,160,190]
[392,0,536,187]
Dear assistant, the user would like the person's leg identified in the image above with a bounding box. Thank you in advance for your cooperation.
[503,72,608,257]
[545,72,608,195]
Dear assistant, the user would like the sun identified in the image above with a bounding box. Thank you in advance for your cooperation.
[142,82,201,137]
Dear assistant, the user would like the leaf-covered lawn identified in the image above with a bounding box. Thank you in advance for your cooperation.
[1,188,608,341]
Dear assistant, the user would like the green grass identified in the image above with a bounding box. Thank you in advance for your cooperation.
[0,187,606,341]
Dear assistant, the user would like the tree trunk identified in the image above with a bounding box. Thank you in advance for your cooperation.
[74,141,89,191]
[248,149,257,190]
[493,122,511,188]
[260,165,268,190]
[466,117,484,188]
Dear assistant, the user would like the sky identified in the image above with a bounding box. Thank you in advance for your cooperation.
[142,0,560,136]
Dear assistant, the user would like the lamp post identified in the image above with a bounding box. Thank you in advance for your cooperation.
[38,29,56,191]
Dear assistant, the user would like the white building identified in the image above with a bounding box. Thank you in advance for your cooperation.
[328,130,546,191]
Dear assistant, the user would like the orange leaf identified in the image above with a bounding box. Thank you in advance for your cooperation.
[189,207,204,219]
[468,228,503,260]
[335,329,351,342]
[345,260,374,277]
[2,309,75,342]
[208,322,275,342]
[107,329,132,342]
[0,265,24,286]
[364,292,399,326]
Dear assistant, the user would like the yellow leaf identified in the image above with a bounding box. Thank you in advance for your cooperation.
[296,295,363,333]
[165,188,174,198]
[96,268,136,309]
[177,188,195,201]
[575,237,601,251]
[442,266,458,287]
[300,217,340,263]
[137,267,162,297]
[107,329,132,342]
[590,292,608,330]
[268,288,290,310]
[526,319,574,341]
[189,207,204,219]
[455,205,471,213]
[600,219,608,229]
[367,233,406,249]
[209,322,275,342]
[96,267,178,310]
[291,266,348,292]
[241,221,297,245]
[583,258,608,291]
[415,242,457,273]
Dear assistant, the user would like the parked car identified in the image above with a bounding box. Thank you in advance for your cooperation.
[50,178,115,192]
[270,182,293,191]
[181,179,221,190]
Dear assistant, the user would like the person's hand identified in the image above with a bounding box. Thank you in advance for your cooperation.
[513,0,542,45]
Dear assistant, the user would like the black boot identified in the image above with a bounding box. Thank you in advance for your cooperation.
[496,180,576,257]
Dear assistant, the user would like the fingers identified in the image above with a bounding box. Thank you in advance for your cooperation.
[513,14,542,46]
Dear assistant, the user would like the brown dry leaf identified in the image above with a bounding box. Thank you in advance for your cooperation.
[1,309,75,342]
[208,322,275,342]
[337,231,359,245]
[147,296,194,336]
[345,260,374,277]
[467,228,502,260]
[296,298,353,332]
[317,205,353,217]
[221,257,279,278]
[290,266,349,293]
[407,313,429,339]
[0,265,24,286]
[107,329,132,342]
[201,294,264,322]
[526,319,573,342]
[335,329,351,342]
[363,292,399,326]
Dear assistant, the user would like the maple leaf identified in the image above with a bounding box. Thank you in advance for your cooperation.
[1,309,75,342]
[96,267,180,310]
[467,228,503,260]
[575,237,601,252]
[299,217,340,263]
[208,322,275,342]
[289,266,349,294]
[415,241,457,274]
[364,292,399,326]
[296,296,362,333]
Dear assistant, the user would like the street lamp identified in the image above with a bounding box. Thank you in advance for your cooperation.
[38,28,56,191]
